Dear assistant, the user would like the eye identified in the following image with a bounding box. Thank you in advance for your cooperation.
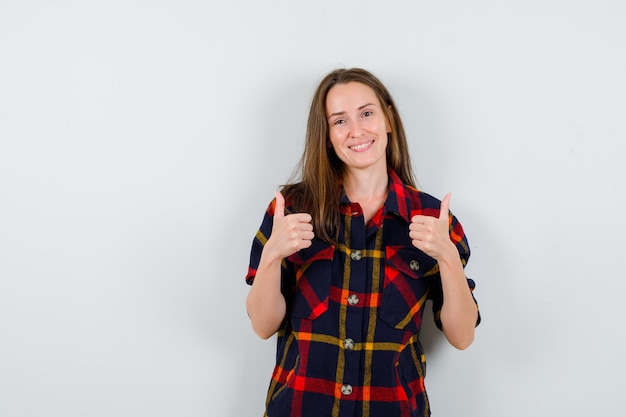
[333,118,346,125]
[362,110,373,117]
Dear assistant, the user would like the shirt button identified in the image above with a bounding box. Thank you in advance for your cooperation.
[350,250,362,261]
[347,294,359,306]
[343,338,355,350]
[410,259,420,271]
[341,384,353,395]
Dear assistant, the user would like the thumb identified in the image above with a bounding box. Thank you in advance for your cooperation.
[439,193,451,221]
[274,190,285,218]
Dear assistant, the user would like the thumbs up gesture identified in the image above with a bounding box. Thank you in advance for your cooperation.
[267,190,315,259]
[409,193,456,261]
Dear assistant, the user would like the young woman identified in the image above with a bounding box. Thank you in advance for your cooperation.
[245,68,480,417]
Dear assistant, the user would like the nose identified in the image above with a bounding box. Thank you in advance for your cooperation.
[349,120,364,138]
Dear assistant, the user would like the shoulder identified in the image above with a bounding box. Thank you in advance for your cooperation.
[280,182,308,214]
[403,185,442,217]
[281,182,305,200]
[388,169,442,217]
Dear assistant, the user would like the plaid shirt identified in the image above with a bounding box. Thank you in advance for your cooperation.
[246,170,479,417]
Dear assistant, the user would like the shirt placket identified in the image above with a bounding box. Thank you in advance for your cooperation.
[339,203,370,416]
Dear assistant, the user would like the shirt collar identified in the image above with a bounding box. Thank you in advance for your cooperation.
[384,169,412,223]
[338,169,413,223]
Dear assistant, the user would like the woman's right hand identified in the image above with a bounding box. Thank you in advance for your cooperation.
[246,191,314,339]
[265,190,314,260]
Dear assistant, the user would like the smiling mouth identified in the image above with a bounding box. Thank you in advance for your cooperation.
[349,140,374,151]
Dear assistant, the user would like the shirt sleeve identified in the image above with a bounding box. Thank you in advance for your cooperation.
[245,200,275,285]
[429,212,481,330]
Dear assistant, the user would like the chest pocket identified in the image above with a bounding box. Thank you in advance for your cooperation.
[287,241,334,320]
[380,246,439,333]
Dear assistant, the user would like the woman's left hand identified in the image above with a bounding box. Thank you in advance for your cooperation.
[411,193,478,349]
[409,193,456,261]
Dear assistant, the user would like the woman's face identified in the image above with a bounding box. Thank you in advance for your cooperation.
[325,82,390,174]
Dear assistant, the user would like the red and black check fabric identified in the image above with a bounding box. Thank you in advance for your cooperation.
[246,170,479,417]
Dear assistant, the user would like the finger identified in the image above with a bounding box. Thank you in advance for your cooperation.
[300,238,313,249]
[411,214,438,225]
[410,215,435,229]
[411,214,427,224]
[409,225,429,236]
[274,190,285,218]
[295,222,314,232]
[439,193,451,221]
[408,231,421,242]
[290,213,312,224]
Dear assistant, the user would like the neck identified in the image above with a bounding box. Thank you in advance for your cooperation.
[342,166,389,203]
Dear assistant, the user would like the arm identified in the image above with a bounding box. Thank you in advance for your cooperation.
[433,242,478,350]
[246,191,314,339]
[409,193,478,350]
[246,243,287,339]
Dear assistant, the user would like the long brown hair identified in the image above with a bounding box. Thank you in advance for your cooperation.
[283,68,416,244]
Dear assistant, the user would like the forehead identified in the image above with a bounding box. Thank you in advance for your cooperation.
[325,82,381,113]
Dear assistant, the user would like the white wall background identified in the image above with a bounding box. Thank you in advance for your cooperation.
[1,0,625,416]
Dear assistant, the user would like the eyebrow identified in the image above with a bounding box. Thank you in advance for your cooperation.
[327,102,377,119]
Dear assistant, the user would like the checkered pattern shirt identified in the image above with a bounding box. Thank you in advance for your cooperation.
[246,170,479,417]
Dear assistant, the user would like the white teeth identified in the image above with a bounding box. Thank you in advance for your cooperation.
[350,141,373,150]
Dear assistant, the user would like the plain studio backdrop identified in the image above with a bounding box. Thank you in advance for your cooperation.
[1,1,625,416]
